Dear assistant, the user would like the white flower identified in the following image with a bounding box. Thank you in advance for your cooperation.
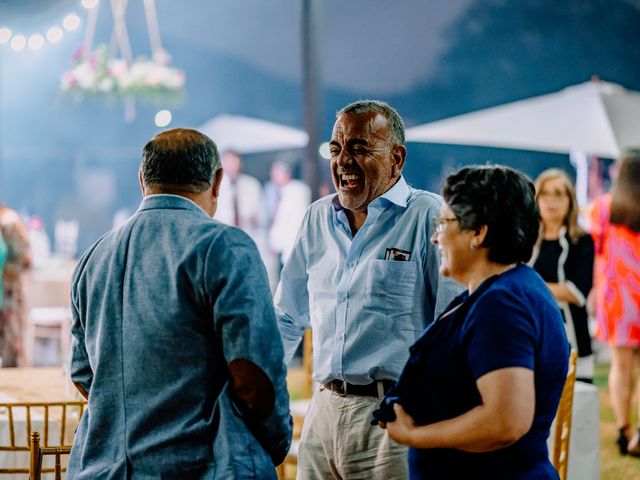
[98,77,114,93]
[74,63,97,90]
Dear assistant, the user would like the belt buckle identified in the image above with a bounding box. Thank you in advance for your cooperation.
[328,380,347,397]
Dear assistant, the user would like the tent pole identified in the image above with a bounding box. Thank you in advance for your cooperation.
[301,0,323,200]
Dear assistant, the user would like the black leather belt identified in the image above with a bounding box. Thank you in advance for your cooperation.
[322,379,395,397]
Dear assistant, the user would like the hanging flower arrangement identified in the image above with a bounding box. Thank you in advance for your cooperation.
[60,0,186,108]
[60,44,185,103]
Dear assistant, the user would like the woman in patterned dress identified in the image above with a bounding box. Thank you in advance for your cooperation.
[0,205,31,367]
[590,149,640,455]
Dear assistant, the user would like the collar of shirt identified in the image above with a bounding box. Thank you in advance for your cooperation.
[331,175,409,212]
[137,194,211,217]
[331,176,409,237]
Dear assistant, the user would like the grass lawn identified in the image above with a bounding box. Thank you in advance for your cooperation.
[287,364,640,479]
[594,363,640,479]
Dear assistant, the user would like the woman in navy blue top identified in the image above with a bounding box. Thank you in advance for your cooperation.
[375,165,570,479]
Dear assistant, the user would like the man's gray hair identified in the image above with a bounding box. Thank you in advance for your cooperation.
[141,128,220,193]
[336,100,405,146]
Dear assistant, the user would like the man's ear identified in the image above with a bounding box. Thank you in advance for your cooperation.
[391,144,407,178]
[212,168,224,198]
[138,170,146,196]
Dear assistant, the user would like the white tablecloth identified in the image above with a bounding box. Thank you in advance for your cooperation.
[548,381,600,480]
[0,393,80,479]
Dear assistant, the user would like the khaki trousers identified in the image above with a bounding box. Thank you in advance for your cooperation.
[297,386,408,480]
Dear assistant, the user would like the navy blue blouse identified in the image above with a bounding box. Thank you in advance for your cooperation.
[375,264,570,479]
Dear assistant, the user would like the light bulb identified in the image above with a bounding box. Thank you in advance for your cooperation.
[63,14,81,31]
[28,34,45,50]
[0,28,11,44]
[47,26,64,43]
[10,35,26,51]
[154,110,172,128]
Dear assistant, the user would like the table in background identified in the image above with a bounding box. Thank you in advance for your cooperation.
[0,368,84,479]
[548,381,600,480]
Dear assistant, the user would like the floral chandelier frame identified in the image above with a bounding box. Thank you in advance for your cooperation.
[61,0,185,116]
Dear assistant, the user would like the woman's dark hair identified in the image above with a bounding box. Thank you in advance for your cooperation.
[610,149,640,232]
[443,165,540,264]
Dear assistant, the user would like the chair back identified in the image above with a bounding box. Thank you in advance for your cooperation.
[29,431,71,480]
[0,401,85,476]
[301,328,313,398]
[278,329,313,479]
[552,350,578,480]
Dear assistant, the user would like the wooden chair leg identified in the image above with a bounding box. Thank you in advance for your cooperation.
[29,431,40,480]
[55,453,62,480]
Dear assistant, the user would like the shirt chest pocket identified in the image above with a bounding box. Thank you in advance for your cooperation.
[365,259,418,318]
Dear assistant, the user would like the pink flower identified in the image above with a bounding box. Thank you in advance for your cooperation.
[72,45,85,63]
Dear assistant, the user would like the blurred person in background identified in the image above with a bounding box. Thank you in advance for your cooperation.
[27,216,51,269]
[589,149,640,456]
[530,169,595,383]
[215,149,266,242]
[0,205,32,367]
[267,160,311,267]
[376,165,569,479]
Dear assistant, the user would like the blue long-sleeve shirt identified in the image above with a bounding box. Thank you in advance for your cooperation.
[68,194,291,480]
[275,176,462,385]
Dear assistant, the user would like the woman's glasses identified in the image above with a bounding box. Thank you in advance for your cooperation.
[538,189,568,199]
[433,217,458,234]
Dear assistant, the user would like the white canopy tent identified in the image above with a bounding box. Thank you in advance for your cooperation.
[197,114,309,154]
[405,79,640,203]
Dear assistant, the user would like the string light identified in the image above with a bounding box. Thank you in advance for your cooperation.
[28,34,45,50]
[0,2,85,52]
[0,28,11,44]
[46,27,64,43]
[63,14,81,31]
[10,35,26,51]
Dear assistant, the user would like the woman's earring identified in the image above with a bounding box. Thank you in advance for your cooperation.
[470,241,477,250]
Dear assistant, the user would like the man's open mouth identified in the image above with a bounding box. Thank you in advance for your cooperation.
[340,173,361,188]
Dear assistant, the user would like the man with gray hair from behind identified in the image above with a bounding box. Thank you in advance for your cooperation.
[67,128,291,479]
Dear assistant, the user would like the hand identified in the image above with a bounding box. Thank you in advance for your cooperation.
[385,403,415,446]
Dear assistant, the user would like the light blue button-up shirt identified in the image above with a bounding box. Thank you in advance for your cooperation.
[275,176,463,385]
[69,194,291,480]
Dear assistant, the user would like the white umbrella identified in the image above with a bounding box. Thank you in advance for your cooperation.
[405,79,640,159]
[405,79,640,204]
[197,114,308,154]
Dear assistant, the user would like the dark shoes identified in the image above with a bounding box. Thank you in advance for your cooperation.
[617,426,629,455]
[628,428,640,457]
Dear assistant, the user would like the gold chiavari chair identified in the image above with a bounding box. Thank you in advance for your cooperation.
[552,350,578,480]
[29,431,71,480]
[0,401,86,477]
[277,328,313,480]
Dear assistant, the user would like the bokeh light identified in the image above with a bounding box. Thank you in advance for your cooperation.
[0,28,11,44]
[10,34,26,51]
[81,0,100,9]
[318,142,331,160]
[28,34,45,50]
[154,110,172,128]
[63,14,81,31]
[46,26,64,43]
